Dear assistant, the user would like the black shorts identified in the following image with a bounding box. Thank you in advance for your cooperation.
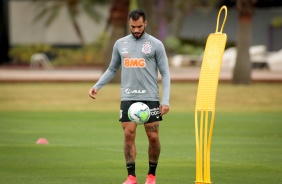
[119,101,162,123]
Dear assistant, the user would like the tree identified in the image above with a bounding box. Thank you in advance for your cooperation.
[32,0,109,45]
[232,0,257,84]
[104,0,130,83]
[138,0,218,41]
[138,0,191,40]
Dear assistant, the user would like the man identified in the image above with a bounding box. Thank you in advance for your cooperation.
[89,9,170,184]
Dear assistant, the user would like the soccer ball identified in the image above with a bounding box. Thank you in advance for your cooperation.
[128,102,151,125]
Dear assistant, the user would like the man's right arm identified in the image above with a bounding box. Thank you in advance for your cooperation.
[92,42,121,90]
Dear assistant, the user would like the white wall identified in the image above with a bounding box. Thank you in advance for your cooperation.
[9,1,109,45]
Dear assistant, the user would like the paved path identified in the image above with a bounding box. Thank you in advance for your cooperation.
[0,67,281,82]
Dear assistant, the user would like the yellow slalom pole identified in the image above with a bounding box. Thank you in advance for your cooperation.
[203,110,209,182]
[206,111,216,182]
[194,110,199,182]
[195,110,201,183]
[194,5,228,184]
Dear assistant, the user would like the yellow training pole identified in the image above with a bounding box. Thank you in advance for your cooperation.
[194,5,228,184]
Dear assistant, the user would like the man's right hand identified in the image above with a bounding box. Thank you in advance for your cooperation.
[89,88,98,99]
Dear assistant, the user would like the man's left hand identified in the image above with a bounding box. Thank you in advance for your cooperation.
[160,105,169,116]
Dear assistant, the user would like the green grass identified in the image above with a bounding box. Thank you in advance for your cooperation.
[0,83,282,183]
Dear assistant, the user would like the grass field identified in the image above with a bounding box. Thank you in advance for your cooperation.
[0,82,282,184]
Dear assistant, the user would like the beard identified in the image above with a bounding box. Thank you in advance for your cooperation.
[131,30,145,39]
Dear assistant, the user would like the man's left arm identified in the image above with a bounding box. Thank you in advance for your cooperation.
[156,42,170,115]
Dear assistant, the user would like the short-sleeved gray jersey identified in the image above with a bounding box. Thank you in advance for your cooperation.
[93,33,170,106]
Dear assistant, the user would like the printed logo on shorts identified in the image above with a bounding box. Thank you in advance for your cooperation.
[150,107,160,116]
[124,58,146,68]
[142,44,152,54]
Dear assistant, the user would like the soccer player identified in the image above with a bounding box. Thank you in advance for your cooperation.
[89,9,170,184]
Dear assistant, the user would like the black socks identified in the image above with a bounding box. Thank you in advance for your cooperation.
[126,161,158,176]
[148,161,158,176]
[126,162,136,176]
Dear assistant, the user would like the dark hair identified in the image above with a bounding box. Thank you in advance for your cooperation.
[129,9,146,21]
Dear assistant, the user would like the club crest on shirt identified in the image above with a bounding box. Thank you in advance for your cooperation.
[142,43,152,54]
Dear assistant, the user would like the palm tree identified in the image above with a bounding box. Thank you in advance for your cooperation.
[232,0,257,84]
[32,0,109,45]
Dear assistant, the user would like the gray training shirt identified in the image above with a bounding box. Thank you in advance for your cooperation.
[93,33,170,106]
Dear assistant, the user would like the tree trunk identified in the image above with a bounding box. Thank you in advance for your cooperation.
[67,0,85,44]
[0,0,10,64]
[138,0,158,37]
[104,0,129,83]
[232,16,252,84]
[104,24,127,83]
[232,0,256,84]
[139,0,192,40]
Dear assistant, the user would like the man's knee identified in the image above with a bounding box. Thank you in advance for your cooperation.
[147,132,159,144]
[122,122,136,141]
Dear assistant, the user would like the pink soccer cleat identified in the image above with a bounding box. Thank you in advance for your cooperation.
[145,174,156,184]
[123,175,137,184]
